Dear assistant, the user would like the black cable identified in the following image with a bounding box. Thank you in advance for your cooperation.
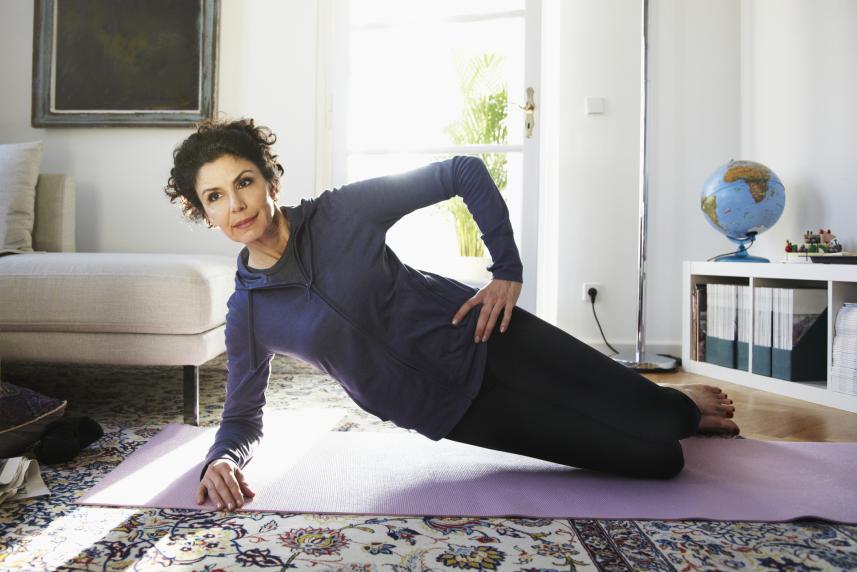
[587,289,680,366]
[589,291,619,355]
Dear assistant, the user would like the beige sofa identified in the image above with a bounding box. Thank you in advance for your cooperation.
[0,175,236,425]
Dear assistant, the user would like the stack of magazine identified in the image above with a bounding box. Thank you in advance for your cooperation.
[0,456,50,505]
[831,303,857,396]
[753,287,774,375]
[693,284,753,370]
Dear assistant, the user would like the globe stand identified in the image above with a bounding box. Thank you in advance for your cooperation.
[710,236,769,263]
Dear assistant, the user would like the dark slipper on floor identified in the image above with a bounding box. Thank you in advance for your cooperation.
[75,415,104,449]
[34,415,104,464]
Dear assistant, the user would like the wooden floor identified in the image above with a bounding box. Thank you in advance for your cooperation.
[644,368,857,443]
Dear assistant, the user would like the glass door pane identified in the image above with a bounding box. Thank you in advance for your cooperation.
[347,14,525,150]
[341,1,530,287]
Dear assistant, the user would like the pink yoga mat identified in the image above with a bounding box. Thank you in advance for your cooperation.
[76,410,857,523]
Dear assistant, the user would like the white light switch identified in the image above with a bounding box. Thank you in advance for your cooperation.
[585,97,605,115]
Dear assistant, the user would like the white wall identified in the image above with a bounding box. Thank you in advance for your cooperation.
[554,0,652,351]
[741,0,857,261]
[2,0,854,355]
[553,0,856,355]
[0,0,319,256]
[642,0,744,353]
[553,0,742,354]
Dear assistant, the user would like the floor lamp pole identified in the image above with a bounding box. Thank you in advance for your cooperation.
[613,0,677,372]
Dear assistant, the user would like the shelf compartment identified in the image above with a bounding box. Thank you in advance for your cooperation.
[683,261,857,414]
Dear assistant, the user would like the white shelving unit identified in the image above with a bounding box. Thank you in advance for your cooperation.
[682,260,857,414]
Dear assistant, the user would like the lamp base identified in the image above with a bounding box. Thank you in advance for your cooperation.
[612,351,678,372]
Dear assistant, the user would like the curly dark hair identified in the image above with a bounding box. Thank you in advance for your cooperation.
[164,117,285,226]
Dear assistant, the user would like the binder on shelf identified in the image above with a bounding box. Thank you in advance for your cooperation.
[705,284,737,369]
[737,285,751,371]
[691,283,707,361]
[771,287,828,382]
[752,287,773,376]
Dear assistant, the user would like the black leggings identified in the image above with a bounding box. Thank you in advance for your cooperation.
[444,306,702,479]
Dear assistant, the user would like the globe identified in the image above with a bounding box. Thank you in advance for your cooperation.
[700,159,785,262]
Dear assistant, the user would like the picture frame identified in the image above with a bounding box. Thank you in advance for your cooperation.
[32,0,220,127]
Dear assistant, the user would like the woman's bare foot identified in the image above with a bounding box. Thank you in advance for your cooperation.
[668,383,740,436]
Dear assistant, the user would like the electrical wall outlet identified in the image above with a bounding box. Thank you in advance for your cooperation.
[582,282,601,302]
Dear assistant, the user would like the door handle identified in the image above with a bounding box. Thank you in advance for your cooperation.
[515,87,536,139]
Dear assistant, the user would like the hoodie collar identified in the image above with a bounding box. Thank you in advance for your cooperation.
[235,198,318,292]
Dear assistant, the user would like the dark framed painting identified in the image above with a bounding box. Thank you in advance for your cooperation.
[32,0,219,127]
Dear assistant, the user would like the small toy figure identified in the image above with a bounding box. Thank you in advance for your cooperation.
[805,230,821,245]
[788,229,845,257]
[819,228,836,244]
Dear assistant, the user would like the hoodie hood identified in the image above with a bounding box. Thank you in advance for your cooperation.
[234,198,320,369]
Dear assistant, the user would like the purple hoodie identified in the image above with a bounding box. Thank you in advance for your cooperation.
[200,155,523,480]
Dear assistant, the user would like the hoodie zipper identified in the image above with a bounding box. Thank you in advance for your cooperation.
[293,204,455,386]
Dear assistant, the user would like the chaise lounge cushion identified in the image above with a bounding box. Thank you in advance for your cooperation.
[0,141,43,253]
[0,252,235,335]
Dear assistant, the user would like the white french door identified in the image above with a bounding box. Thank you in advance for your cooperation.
[320,0,541,312]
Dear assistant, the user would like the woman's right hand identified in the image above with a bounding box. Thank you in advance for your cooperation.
[197,458,255,511]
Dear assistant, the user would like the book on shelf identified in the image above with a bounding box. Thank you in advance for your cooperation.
[831,302,857,396]
[691,283,707,361]
[771,287,828,382]
[752,287,773,376]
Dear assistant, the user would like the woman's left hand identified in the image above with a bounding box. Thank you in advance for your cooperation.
[451,279,522,343]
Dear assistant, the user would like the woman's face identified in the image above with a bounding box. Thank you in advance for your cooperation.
[195,154,278,244]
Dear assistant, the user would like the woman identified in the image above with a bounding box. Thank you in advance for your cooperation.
[164,118,738,512]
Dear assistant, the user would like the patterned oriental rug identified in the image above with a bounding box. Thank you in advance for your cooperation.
[1,354,856,571]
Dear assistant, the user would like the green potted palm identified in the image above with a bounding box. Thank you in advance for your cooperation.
[438,53,508,281]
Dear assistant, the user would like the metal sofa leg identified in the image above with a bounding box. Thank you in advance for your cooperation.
[183,365,200,426]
